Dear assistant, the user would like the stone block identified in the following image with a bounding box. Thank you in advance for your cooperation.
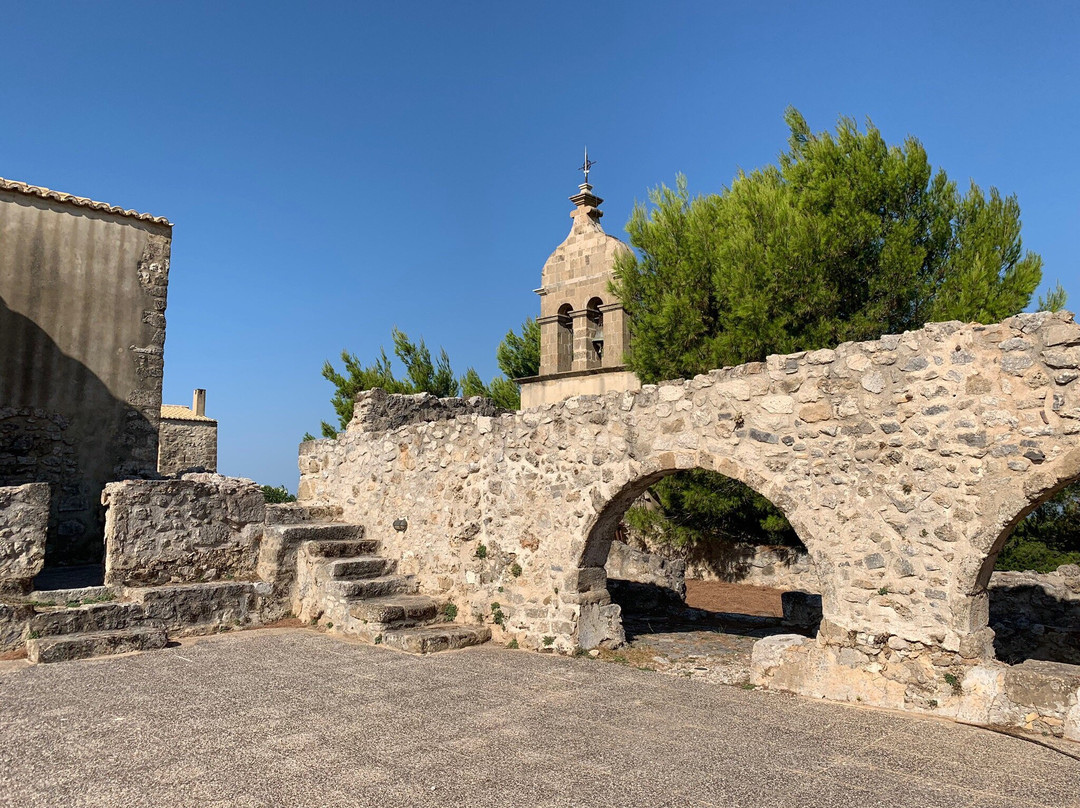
[104,475,264,586]
[0,483,48,595]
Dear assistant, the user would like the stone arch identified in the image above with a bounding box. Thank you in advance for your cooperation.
[945,447,1080,661]
[556,303,574,372]
[965,447,1080,595]
[573,449,827,648]
[585,297,604,369]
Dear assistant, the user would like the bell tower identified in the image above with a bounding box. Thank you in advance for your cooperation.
[518,151,641,408]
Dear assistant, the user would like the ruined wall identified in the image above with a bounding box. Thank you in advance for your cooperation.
[103,474,265,586]
[298,312,1080,660]
[0,483,48,595]
[158,419,218,475]
[989,564,1080,665]
[622,535,821,591]
[0,181,171,562]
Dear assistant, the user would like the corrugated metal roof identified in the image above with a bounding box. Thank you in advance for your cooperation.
[160,405,216,423]
[0,176,173,226]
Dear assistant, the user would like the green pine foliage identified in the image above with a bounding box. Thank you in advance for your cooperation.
[314,318,540,436]
[995,485,1080,573]
[460,317,541,409]
[613,108,1065,554]
[319,329,457,437]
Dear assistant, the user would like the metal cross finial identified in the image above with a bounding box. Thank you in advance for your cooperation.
[579,146,596,184]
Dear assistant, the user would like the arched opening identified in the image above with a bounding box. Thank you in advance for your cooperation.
[977,477,1080,666]
[585,297,603,369]
[576,464,822,682]
[556,303,574,372]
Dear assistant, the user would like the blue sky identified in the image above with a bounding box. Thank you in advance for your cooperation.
[2,2,1077,490]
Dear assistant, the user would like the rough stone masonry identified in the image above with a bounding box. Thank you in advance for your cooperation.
[297,311,1080,730]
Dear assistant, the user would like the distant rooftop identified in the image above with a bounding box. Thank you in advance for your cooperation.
[0,176,172,226]
[160,404,216,424]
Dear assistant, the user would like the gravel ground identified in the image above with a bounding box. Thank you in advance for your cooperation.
[0,628,1077,808]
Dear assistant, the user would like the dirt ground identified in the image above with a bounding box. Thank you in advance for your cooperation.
[684,578,785,617]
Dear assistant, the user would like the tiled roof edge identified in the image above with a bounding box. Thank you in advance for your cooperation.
[0,177,173,226]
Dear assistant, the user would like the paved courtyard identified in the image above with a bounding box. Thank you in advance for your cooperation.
[0,629,1077,808]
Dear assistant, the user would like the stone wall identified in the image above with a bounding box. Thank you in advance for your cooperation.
[989,564,1080,665]
[0,483,48,595]
[298,312,1080,665]
[103,474,265,586]
[345,388,504,435]
[0,181,171,562]
[158,419,218,475]
[604,540,686,614]
[622,534,821,591]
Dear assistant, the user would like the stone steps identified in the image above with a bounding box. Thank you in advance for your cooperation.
[29,601,147,637]
[329,557,395,580]
[304,538,381,558]
[265,503,344,525]
[349,594,439,626]
[330,575,414,600]
[381,624,491,655]
[274,523,365,544]
[26,626,168,664]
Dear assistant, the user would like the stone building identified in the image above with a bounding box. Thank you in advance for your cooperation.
[0,177,171,563]
[518,177,641,408]
[158,389,218,475]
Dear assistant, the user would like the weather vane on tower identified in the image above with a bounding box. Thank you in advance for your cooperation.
[579,146,596,185]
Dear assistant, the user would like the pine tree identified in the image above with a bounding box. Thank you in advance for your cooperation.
[614,108,1064,551]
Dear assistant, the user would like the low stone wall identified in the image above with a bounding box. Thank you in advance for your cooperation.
[605,540,686,614]
[621,533,821,591]
[989,564,1080,665]
[0,483,48,595]
[103,474,265,586]
[752,635,1080,740]
[345,388,504,435]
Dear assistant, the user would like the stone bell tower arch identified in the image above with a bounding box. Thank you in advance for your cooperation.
[518,156,641,408]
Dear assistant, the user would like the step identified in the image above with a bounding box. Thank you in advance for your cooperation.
[26,626,168,664]
[265,503,344,525]
[303,538,381,559]
[332,575,414,600]
[329,557,395,580]
[381,624,492,655]
[275,523,365,544]
[29,602,145,638]
[349,594,439,625]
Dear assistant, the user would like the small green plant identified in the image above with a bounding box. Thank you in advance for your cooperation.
[84,591,114,604]
[611,654,628,664]
[943,672,962,693]
[325,621,333,629]
[27,630,40,640]
[542,636,555,647]
[443,603,458,622]
[877,586,889,596]
[573,646,588,657]
[902,483,913,494]
[475,543,488,559]
[65,600,81,609]
[506,639,519,649]
[490,602,505,626]
[741,682,756,690]
[374,634,383,645]
[261,484,297,504]
[509,563,522,578]
[927,699,938,708]
[497,586,504,593]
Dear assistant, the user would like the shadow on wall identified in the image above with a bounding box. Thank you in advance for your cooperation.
[0,295,156,565]
[989,573,1080,666]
